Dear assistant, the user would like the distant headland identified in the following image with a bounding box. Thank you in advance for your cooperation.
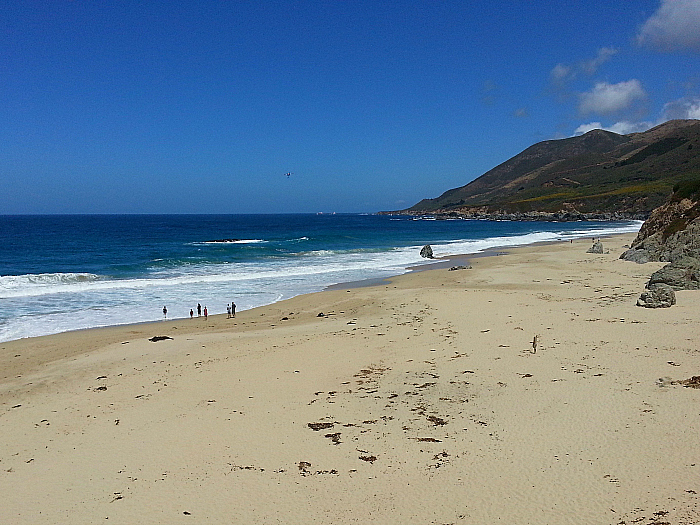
[380,119,700,221]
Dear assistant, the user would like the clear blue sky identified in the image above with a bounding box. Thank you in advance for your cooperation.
[2,0,699,214]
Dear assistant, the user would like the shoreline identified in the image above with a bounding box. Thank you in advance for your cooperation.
[1,231,697,524]
[0,220,642,344]
[0,234,630,381]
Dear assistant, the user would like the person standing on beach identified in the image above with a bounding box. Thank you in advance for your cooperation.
[226,304,231,318]
[232,301,236,318]
[197,303,201,317]
[190,309,194,319]
[163,306,167,319]
[204,306,208,319]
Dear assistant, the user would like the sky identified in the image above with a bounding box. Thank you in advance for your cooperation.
[1,0,699,214]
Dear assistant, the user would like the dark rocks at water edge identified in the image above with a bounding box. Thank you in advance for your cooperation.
[381,210,646,222]
[636,284,676,308]
[420,245,434,259]
[205,238,242,243]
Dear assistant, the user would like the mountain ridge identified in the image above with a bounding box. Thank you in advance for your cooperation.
[383,119,700,220]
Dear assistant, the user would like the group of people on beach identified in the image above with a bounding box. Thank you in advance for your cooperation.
[189,303,207,319]
[162,301,235,320]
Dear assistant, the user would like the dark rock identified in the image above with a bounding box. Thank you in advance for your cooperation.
[420,245,434,259]
[647,256,700,290]
[448,265,471,271]
[620,203,700,263]
[619,248,652,263]
[586,240,603,253]
[637,283,676,308]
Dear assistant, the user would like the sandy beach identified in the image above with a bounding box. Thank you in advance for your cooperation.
[1,233,698,525]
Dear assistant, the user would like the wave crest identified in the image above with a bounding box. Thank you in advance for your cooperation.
[0,272,101,298]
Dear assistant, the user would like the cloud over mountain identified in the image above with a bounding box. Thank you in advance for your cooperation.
[637,0,700,52]
[574,120,654,135]
[662,96,700,119]
[578,80,647,115]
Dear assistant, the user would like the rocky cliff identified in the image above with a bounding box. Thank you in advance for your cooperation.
[620,180,700,264]
[620,179,700,306]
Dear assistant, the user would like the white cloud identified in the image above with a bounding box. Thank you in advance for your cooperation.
[606,121,654,134]
[637,0,700,52]
[661,96,700,119]
[574,122,603,134]
[579,80,647,115]
[581,47,618,74]
[573,120,654,135]
[550,47,618,88]
[573,95,700,136]
[550,63,572,84]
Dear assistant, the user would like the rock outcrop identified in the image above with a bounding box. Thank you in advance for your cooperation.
[620,196,700,263]
[420,245,434,259]
[647,256,700,290]
[620,179,700,306]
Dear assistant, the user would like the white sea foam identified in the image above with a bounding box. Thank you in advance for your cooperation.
[0,273,101,295]
[430,221,642,257]
[195,238,267,245]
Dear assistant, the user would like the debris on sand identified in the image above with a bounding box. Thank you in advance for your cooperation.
[674,376,700,388]
[308,422,334,431]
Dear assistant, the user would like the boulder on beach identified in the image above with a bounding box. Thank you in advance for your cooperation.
[637,283,676,308]
[586,240,603,254]
[420,245,434,259]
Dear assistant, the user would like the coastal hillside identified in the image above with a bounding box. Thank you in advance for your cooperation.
[389,119,700,219]
[621,178,700,263]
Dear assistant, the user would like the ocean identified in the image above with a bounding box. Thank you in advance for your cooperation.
[0,214,641,343]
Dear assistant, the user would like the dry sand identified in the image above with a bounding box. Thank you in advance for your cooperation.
[1,233,698,524]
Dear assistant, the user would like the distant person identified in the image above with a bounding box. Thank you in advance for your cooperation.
[226,304,231,318]
[163,306,167,319]
[197,303,201,317]
[204,306,208,319]
[190,309,194,319]
[232,301,236,318]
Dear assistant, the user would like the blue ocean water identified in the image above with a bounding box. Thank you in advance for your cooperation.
[0,214,641,342]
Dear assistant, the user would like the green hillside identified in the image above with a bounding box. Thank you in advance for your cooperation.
[398,119,700,218]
